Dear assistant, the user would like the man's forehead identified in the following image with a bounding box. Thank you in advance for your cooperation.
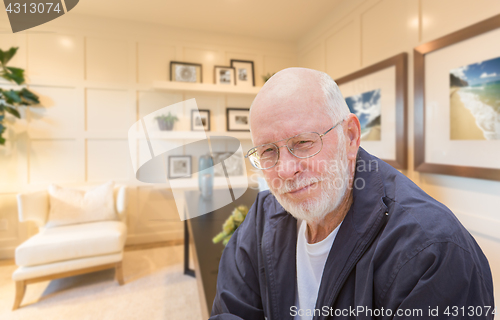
[249,68,331,144]
[250,84,325,121]
[250,104,331,146]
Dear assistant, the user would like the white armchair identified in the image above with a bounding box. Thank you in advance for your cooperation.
[12,184,128,310]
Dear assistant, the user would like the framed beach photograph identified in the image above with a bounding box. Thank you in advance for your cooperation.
[230,60,255,87]
[214,66,235,85]
[168,155,192,179]
[226,108,250,131]
[191,109,210,131]
[170,61,202,83]
[414,14,500,180]
[336,53,408,169]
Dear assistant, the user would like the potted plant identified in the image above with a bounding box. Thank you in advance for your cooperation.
[0,47,40,145]
[155,112,178,131]
[212,205,249,246]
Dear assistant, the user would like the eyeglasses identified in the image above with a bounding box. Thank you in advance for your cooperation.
[245,119,344,170]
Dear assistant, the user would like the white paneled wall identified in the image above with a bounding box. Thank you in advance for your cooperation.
[86,37,131,83]
[297,0,500,302]
[86,89,134,134]
[28,86,81,139]
[27,34,84,81]
[137,43,176,84]
[325,20,361,79]
[0,13,296,258]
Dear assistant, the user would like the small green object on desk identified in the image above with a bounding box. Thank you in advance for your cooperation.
[212,205,249,246]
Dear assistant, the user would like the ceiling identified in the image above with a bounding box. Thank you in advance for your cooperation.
[71,0,344,41]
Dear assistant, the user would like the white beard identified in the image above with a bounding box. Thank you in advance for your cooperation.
[266,133,350,225]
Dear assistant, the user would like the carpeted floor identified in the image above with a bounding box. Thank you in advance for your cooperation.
[0,245,203,320]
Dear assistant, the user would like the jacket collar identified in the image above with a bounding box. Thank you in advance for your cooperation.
[314,147,389,319]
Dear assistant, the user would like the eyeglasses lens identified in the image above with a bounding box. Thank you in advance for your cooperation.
[248,132,322,169]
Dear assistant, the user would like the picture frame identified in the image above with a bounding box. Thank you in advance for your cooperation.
[414,14,500,181]
[336,52,408,170]
[212,152,244,177]
[226,108,250,132]
[214,66,236,85]
[230,59,255,87]
[191,109,210,131]
[170,61,202,83]
[168,155,192,179]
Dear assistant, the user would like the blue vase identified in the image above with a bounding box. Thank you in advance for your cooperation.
[198,154,214,199]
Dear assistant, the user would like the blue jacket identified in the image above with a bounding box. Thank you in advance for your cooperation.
[210,148,494,319]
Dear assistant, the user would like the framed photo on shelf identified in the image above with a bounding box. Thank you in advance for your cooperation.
[214,66,235,85]
[336,52,408,169]
[170,61,202,83]
[414,14,500,181]
[168,155,192,179]
[230,59,255,87]
[191,109,210,131]
[226,108,250,131]
[212,152,244,177]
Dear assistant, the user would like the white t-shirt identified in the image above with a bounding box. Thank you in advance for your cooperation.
[294,219,342,320]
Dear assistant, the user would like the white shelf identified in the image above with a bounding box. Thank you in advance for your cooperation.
[153,81,261,95]
[146,130,251,140]
[169,176,255,190]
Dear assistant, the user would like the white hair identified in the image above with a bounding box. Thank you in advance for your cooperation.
[249,69,351,133]
[318,72,351,126]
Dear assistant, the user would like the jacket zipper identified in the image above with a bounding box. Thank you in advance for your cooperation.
[322,202,389,319]
[261,230,273,320]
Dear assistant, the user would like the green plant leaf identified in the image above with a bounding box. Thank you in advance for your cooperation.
[5,67,24,84]
[0,47,19,66]
[0,73,13,83]
[19,88,40,105]
[0,123,5,145]
[3,90,22,103]
[4,106,20,118]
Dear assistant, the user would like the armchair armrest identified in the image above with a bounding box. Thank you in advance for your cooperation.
[114,185,128,224]
[16,190,49,228]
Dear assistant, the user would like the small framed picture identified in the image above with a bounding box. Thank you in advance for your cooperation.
[214,66,235,85]
[170,61,202,83]
[168,155,192,179]
[226,108,250,131]
[191,109,210,131]
[230,60,255,87]
[212,152,244,177]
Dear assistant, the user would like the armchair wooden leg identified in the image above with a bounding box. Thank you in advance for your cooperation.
[115,261,124,285]
[13,281,26,311]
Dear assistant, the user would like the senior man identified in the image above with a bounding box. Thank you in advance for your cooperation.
[210,68,494,320]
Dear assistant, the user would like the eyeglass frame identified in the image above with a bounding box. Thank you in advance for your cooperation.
[245,118,345,170]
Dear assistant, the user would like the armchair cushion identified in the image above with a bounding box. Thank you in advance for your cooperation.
[46,181,117,228]
[15,221,126,267]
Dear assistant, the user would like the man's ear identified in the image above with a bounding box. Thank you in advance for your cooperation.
[345,114,361,161]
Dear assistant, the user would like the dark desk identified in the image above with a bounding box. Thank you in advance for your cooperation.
[184,188,259,319]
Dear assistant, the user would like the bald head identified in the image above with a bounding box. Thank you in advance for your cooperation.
[249,68,350,145]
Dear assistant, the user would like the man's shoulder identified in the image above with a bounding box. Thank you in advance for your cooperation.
[359,150,475,251]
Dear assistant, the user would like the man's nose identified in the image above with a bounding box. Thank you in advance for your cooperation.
[275,148,303,180]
